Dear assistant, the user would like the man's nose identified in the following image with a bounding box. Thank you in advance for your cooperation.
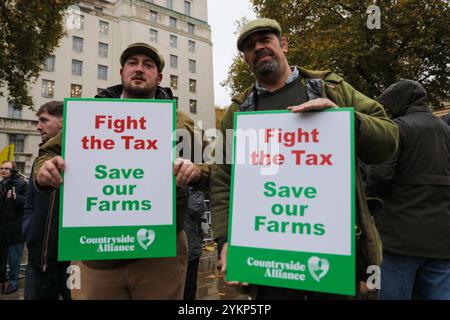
[254,40,266,51]
[135,62,145,73]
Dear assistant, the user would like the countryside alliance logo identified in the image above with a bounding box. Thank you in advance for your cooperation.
[308,256,330,282]
[136,228,156,250]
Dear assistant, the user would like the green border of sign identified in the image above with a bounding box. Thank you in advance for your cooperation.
[59,98,177,260]
[227,108,356,296]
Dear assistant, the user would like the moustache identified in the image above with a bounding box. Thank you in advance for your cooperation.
[254,50,273,63]
[132,75,146,81]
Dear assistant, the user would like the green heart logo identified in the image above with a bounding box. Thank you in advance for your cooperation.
[308,256,330,282]
[136,229,155,250]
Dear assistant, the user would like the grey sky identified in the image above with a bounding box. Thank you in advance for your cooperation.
[207,0,256,107]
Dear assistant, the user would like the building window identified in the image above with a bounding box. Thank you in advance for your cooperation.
[71,84,82,98]
[189,79,196,93]
[150,29,158,43]
[188,40,196,53]
[167,0,173,9]
[73,36,83,52]
[189,59,196,73]
[15,161,25,174]
[170,75,178,90]
[41,79,55,98]
[98,65,108,80]
[72,59,83,76]
[44,55,55,72]
[99,42,108,58]
[9,134,25,153]
[170,17,177,29]
[149,10,157,22]
[7,103,22,119]
[170,35,177,48]
[184,1,191,16]
[189,100,197,114]
[188,23,195,34]
[99,21,109,35]
[170,55,178,68]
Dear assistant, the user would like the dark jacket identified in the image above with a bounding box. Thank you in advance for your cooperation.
[367,80,450,259]
[184,187,206,261]
[33,84,210,269]
[444,113,450,126]
[23,163,62,270]
[0,171,27,245]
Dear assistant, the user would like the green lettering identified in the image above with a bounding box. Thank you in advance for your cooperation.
[278,186,290,197]
[122,200,140,211]
[99,200,111,211]
[134,169,144,179]
[109,169,120,179]
[313,224,326,236]
[141,200,152,210]
[281,221,290,233]
[255,216,266,231]
[304,187,317,199]
[111,200,120,210]
[94,165,107,179]
[291,222,312,234]
[267,220,279,232]
[86,197,97,211]
[263,181,276,197]
[271,204,283,215]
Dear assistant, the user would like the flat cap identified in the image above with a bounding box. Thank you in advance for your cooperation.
[120,42,165,72]
[237,18,282,51]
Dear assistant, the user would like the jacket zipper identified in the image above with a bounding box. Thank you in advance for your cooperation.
[41,191,56,272]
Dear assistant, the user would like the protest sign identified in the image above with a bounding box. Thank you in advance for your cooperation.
[227,109,355,295]
[59,98,176,260]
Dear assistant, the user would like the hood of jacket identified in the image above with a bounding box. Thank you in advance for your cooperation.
[376,80,429,118]
[96,84,174,100]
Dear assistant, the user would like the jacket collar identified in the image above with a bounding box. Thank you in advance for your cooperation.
[96,85,173,100]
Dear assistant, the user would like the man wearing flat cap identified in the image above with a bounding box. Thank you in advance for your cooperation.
[211,18,399,300]
[33,43,210,299]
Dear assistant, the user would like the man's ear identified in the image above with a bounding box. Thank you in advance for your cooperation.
[120,68,123,78]
[157,73,163,86]
[281,36,288,54]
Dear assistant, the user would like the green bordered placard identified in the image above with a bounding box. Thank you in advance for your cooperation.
[59,98,176,260]
[227,109,355,296]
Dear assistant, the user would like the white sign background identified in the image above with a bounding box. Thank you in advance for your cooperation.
[62,99,174,227]
[231,111,352,256]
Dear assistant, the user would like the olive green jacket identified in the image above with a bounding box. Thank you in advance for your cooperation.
[210,67,399,267]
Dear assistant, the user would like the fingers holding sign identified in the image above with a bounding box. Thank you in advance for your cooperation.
[37,156,65,189]
[173,158,201,187]
[218,243,249,287]
[288,98,338,113]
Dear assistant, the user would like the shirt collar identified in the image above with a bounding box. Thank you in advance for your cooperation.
[255,67,299,94]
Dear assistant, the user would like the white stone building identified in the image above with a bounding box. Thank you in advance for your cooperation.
[0,0,215,175]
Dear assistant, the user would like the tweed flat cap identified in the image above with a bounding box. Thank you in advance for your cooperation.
[237,18,282,51]
[120,42,165,72]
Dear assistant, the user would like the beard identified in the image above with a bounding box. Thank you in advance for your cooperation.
[253,51,279,79]
[122,80,156,99]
